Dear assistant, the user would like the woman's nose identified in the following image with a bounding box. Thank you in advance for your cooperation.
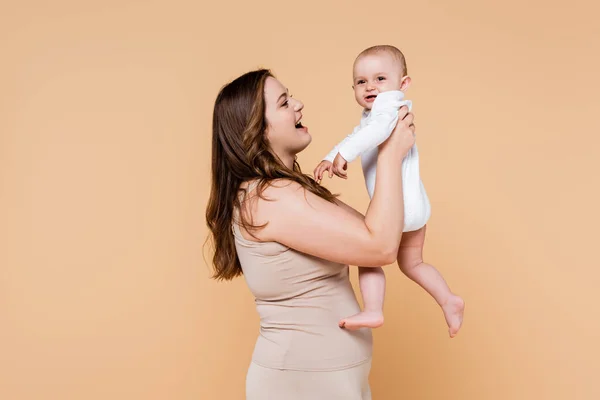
[293,98,304,111]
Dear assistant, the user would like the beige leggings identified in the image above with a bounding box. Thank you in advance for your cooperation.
[246,359,372,400]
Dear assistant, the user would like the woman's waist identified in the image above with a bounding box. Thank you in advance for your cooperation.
[253,321,372,371]
[255,295,362,326]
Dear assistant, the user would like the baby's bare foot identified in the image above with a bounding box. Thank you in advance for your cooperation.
[339,310,384,331]
[442,295,465,338]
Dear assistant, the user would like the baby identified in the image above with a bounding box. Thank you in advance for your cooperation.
[314,45,464,337]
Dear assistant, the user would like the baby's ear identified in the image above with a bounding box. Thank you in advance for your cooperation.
[400,76,412,91]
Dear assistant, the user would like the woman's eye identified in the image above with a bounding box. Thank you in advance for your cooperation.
[282,100,289,107]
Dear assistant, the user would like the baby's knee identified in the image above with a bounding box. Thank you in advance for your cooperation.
[397,251,423,271]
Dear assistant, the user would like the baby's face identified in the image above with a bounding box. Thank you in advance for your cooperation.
[352,53,404,110]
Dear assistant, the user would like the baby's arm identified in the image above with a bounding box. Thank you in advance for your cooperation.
[337,95,412,163]
[323,124,361,163]
[315,128,361,181]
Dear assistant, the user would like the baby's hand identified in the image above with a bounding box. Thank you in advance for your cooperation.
[332,153,348,179]
[313,160,334,183]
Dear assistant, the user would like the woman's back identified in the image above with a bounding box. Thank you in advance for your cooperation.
[233,185,372,371]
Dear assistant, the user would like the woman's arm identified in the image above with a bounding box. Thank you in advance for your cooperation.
[249,180,394,266]
[333,198,365,221]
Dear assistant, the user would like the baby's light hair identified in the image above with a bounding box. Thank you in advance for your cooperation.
[354,45,408,77]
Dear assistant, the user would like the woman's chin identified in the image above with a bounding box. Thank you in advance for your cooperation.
[295,127,311,140]
[294,135,312,154]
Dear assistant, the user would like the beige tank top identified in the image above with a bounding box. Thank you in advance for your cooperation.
[232,181,373,371]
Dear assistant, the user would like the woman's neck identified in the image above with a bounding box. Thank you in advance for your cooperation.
[277,152,295,170]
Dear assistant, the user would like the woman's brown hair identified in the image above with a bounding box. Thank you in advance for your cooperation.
[205,69,337,280]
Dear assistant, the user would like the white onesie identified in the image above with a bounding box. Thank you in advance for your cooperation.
[323,90,431,232]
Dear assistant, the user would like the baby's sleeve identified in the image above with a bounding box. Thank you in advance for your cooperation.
[323,124,361,162]
[337,98,411,163]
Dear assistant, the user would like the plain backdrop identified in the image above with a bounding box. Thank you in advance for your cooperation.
[1,0,599,399]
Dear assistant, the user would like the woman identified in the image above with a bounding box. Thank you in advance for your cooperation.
[206,69,416,399]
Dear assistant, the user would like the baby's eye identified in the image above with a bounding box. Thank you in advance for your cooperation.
[377,76,386,81]
[356,80,365,85]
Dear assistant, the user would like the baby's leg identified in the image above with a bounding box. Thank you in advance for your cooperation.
[398,225,464,337]
[339,267,385,331]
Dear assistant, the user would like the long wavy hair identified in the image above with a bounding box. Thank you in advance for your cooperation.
[205,69,337,281]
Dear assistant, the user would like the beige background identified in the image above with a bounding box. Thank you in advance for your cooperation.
[1,0,599,399]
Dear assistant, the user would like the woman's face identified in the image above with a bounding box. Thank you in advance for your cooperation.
[263,77,311,160]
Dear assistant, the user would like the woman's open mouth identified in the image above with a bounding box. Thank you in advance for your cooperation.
[295,119,307,132]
